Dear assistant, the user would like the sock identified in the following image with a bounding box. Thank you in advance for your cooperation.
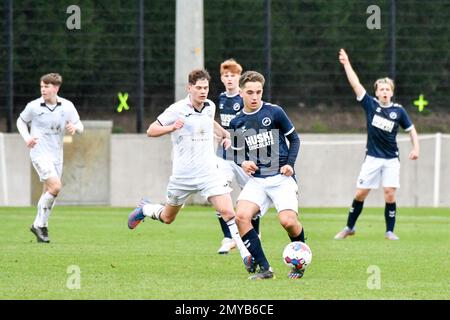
[385,202,396,232]
[34,192,56,228]
[218,214,232,239]
[251,215,260,235]
[289,227,305,243]
[225,218,250,259]
[346,199,364,229]
[143,203,164,222]
[242,228,270,271]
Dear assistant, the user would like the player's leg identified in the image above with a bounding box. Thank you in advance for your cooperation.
[209,193,252,265]
[128,178,190,229]
[335,156,381,239]
[30,159,61,243]
[382,158,400,240]
[236,200,272,279]
[266,175,305,279]
[234,161,262,237]
[215,159,235,254]
[235,178,273,279]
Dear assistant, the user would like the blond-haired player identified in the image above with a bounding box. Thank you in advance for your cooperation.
[335,49,419,241]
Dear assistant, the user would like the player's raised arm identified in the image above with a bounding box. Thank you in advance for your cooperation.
[339,48,366,98]
[147,119,184,137]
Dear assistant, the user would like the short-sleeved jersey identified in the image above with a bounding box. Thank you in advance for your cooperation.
[157,95,218,179]
[217,92,244,159]
[229,102,295,178]
[19,96,81,163]
[359,92,414,159]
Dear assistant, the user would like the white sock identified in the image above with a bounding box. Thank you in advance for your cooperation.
[142,203,164,222]
[226,218,250,259]
[34,192,56,228]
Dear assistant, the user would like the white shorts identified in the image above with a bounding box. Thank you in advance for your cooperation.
[356,155,400,189]
[31,157,62,182]
[166,173,232,206]
[217,157,249,188]
[238,174,298,215]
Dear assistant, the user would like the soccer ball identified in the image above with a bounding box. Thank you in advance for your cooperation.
[282,241,312,271]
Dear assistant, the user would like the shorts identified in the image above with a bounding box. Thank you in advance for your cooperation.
[166,173,232,206]
[217,157,249,188]
[31,157,62,182]
[238,174,298,215]
[356,155,400,189]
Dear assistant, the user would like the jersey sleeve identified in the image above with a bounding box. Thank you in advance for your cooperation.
[357,92,372,112]
[19,102,34,123]
[68,102,81,124]
[398,107,414,131]
[157,103,179,126]
[274,106,295,136]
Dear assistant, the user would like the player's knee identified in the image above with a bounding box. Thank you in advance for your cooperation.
[279,213,298,230]
[161,215,175,224]
[235,211,251,226]
[47,182,62,195]
[219,209,235,221]
[355,190,369,201]
[384,191,396,203]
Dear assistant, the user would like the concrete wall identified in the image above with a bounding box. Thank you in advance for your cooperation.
[0,133,30,206]
[2,132,449,207]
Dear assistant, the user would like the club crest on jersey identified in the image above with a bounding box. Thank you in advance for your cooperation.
[262,117,272,126]
[219,103,224,109]
[389,112,397,119]
[376,107,381,113]
[245,131,275,150]
[233,103,241,111]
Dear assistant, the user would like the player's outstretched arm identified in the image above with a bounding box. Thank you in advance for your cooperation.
[339,48,365,98]
[147,119,184,137]
[408,127,420,160]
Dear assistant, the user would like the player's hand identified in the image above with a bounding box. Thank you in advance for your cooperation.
[66,121,76,135]
[280,164,294,176]
[339,48,349,65]
[172,119,184,131]
[26,137,38,149]
[241,161,258,176]
[409,149,419,160]
[222,137,231,150]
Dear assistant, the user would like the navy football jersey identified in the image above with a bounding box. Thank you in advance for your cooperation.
[360,93,414,159]
[229,102,296,178]
[217,92,244,158]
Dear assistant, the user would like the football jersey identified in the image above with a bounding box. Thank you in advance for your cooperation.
[19,96,81,163]
[157,95,218,179]
[359,92,414,159]
[216,92,244,159]
[229,102,295,178]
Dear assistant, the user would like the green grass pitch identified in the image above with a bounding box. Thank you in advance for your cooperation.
[0,206,448,300]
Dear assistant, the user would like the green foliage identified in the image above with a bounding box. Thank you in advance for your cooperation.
[0,0,448,129]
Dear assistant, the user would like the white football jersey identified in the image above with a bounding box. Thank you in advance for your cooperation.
[19,96,81,163]
[157,95,218,179]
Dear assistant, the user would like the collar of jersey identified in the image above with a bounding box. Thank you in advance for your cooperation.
[243,102,263,115]
[40,96,62,111]
[186,95,208,113]
[374,97,394,108]
[224,91,240,98]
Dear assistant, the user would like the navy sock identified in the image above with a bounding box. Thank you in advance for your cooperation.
[289,227,305,242]
[242,228,270,271]
[251,216,260,235]
[385,202,396,232]
[218,216,231,239]
[346,199,364,229]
